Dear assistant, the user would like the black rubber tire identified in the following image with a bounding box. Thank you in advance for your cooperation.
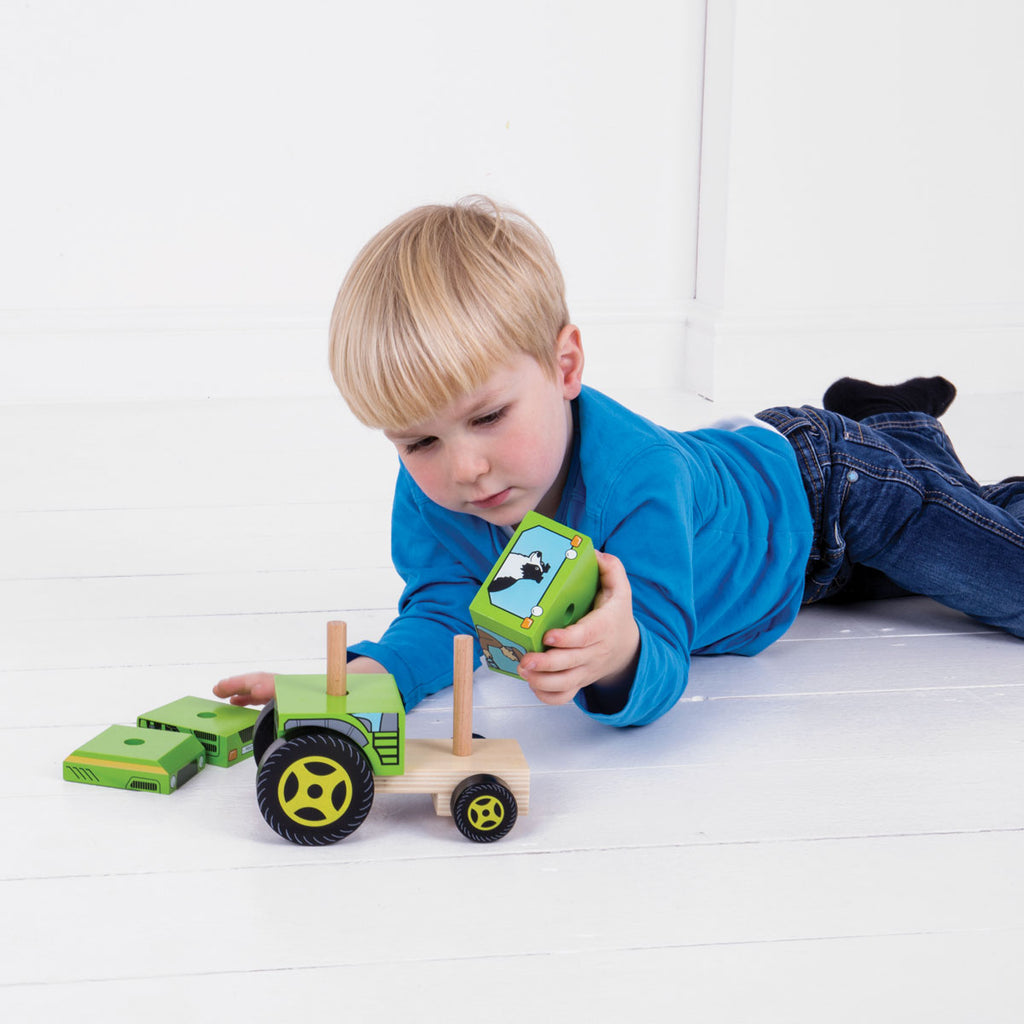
[252,700,277,767]
[256,731,374,846]
[450,774,518,843]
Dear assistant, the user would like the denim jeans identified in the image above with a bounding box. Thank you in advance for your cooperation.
[756,405,1024,638]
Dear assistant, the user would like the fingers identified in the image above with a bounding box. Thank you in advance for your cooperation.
[595,549,630,599]
[540,619,594,653]
[226,693,262,708]
[518,549,640,707]
[543,556,624,649]
[527,678,583,706]
[522,646,615,705]
[212,672,275,707]
[212,676,246,699]
[519,656,587,705]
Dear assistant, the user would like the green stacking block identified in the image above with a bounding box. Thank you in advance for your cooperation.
[137,696,260,766]
[63,725,206,794]
[470,511,599,677]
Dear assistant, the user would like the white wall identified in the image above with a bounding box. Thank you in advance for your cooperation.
[0,0,705,401]
[4,1,1022,408]
[695,0,1024,405]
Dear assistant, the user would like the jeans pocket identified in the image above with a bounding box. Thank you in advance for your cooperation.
[843,417,969,491]
[804,522,851,602]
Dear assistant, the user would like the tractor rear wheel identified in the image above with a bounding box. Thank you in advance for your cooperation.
[451,774,518,843]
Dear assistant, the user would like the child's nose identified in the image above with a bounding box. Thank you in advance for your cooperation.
[450,444,488,483]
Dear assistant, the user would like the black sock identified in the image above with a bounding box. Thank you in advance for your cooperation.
[822,376,957,420]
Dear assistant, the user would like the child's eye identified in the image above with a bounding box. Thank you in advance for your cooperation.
[404,436,437,455]
[472,407,506,428]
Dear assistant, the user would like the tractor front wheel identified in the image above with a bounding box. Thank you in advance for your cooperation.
[252,700,277,767]
[256,731,374,845]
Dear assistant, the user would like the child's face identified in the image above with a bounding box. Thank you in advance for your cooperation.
[384,328,584,527]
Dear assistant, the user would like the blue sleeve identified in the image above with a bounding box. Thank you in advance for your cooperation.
[573,446,698,727]
[348,467,502,710]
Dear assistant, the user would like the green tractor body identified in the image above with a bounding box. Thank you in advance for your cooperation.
[268,672,406,775]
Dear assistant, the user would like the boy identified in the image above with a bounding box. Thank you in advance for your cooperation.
[215,197,1024,727]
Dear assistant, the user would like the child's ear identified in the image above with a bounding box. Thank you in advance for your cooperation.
[555,324,584,399]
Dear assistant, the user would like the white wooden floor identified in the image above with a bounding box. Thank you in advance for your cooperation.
[2,386,1022,1022]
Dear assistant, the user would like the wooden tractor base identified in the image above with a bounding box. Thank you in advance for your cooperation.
[252,623,530,845]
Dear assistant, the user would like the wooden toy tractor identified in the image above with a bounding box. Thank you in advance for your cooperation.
[252,623,529,845]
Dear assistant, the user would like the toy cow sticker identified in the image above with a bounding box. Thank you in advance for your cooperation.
[488,549,552,593]
[485,526,572,619]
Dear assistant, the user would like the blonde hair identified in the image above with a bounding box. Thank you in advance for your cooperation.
[329,196,569,430]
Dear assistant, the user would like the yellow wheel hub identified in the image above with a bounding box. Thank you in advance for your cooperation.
[466,794,505,832]
[278,755,353,827]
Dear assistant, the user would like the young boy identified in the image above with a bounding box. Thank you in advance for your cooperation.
[215,197,1024,727]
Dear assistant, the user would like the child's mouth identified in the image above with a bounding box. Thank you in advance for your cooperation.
[470,488,512,510]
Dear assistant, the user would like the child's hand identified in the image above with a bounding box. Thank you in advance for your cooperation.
[517,550,640,707]
[213,672,276,707]
[212,656,386,707]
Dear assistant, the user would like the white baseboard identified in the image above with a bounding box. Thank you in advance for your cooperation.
[3,302,1020,407]
[0,307,337,403]
[686,302,1024,409]
[0,304,693,404]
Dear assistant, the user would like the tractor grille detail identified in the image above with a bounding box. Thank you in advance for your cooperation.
[373,731,400,766]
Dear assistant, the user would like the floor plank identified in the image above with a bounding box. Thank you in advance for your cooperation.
[5,931,1020,1024]
[4,832,1022,986]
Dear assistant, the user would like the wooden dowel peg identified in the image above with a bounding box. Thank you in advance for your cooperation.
[326,621,347,697]
[452,634,474,756]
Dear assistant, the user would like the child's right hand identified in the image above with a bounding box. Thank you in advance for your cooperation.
[213,672,276,707]
[517,550,640,707]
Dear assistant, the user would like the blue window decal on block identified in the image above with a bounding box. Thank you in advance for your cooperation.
[486,525,579,619]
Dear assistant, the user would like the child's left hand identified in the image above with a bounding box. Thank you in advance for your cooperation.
[516,550,640,706]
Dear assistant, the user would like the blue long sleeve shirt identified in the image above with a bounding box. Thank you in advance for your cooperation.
[349,386,812,726]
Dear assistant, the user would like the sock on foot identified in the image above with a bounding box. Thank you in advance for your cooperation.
[822,376,957,420]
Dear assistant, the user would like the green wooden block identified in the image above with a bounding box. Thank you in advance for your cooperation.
[63,725,206,794]
[271,673,406,776]
[470,511,599,677]
[137,696,260,767]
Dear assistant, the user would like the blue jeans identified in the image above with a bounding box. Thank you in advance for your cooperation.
[756,406,1024,638]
